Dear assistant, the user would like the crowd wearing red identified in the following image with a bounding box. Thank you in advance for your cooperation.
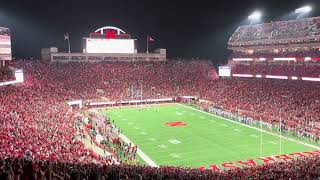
[0,59,319,179]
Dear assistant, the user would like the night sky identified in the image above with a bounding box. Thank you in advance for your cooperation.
[1,0,320,64]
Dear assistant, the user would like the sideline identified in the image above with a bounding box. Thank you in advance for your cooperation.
[178,104,320,150]
[95,108,159,167]
[119,134,159,167]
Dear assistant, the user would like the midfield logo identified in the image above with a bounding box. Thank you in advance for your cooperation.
[165,121,188,127]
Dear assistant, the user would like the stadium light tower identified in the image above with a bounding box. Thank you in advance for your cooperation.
[295,5,312,14]
[248,11,262,21]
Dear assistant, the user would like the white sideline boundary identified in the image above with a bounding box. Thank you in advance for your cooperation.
[119,134,159,167]
[178,104,320,150]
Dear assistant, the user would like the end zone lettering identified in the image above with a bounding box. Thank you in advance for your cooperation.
[206,150,320,171]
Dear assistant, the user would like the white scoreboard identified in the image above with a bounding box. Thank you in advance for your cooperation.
[0,27,12,61]
[86,38,135,54]
[15,69,24,83]
[218,66,231,77]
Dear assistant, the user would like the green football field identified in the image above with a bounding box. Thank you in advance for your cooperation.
[102,103,319,168]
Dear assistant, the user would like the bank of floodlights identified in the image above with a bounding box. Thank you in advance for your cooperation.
[248,11,262,21]
[295,6,312,14]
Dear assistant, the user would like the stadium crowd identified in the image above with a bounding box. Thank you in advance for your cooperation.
[232,63,320,78]
[229,16,320,45]
[201,78,320,138]
[1,155,320,179]
[0,91,109,165]
[0,66,14,82]
[0,59,320,179]
[82,112,138,164]
[231,49,320,59]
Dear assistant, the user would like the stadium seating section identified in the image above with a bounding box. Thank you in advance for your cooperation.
[1,60,320,179]
[0,67,14,82]
[231,49,320,59]
[0,156,320,179]
[232,64,320,77]
[229,17,320,46]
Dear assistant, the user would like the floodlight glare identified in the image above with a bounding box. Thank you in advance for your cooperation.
[295,6,312,13]
[248,11,262,20]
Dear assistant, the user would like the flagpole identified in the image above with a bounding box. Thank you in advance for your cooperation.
[146,35,149,53]
[68,37,71,54]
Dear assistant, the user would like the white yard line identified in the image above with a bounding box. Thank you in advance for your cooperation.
[119,134,159,167]
[178,104,320,150]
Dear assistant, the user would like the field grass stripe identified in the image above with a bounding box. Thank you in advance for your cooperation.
[178,104,320,150]
[119,134,159,167]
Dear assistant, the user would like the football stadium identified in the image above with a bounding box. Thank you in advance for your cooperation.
[1,0,320,179]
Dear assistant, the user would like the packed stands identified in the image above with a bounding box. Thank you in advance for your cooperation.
[228,16,320,81]
[230,49,320,60]
[0,66,14,82]
[228,16,320,46]
[0,155,320,179]
[201,78,320,138]
[1,59,320,179]
[232,63,320,78]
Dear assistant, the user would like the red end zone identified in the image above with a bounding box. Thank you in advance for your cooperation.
[165,121,188,127]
